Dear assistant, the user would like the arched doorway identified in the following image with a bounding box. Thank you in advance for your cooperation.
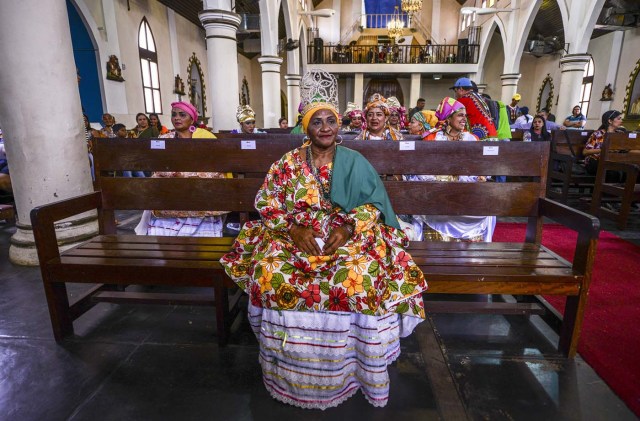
[66,0,104,122]
[364,78,404,105]
[187,53,207,123]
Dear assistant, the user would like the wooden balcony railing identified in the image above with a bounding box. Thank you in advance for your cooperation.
[307,44,480,65]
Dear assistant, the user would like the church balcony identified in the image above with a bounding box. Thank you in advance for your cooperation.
[306,43,480,74]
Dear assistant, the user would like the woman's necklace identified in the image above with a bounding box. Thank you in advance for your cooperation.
[306,146,335,202]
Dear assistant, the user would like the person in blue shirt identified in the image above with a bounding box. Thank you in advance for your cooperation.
[563,105,587,129]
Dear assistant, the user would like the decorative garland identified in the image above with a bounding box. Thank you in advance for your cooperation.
[186,52,207,119]
[536,73,554,113]
[622,58,640,120]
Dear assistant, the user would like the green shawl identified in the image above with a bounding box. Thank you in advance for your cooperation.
[330,145,401,230]
[496,101,512,140]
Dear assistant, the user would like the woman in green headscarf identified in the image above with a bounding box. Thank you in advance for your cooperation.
[220,69,428,410]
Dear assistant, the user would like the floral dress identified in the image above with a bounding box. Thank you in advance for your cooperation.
[220,147,428,409]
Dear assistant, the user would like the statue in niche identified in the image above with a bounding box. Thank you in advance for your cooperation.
[174,75,185,95]
[241,76,250,106]
[106,55,124,82]
[601,84,613,101]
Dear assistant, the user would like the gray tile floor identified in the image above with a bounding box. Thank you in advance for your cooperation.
[0,204,637,420]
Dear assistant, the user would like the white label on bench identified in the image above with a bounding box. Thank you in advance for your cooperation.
[581,131,588,136]
[399,141,415,151]
[241,140,256,150]
[150,140,165,150]
[629,133,637,139]
[511,128,516,132]
[483,146,499,156]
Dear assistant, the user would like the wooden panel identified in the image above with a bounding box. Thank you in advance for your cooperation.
[93,138,549,176]
[383,181,542,215]
[99,177,262,211]
[426,280,580,295]
[426,301,545,315]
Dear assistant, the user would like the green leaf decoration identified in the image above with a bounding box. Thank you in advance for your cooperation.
[396,302,409,314]
[256,201,268,208]
[400,283,415,296]
[388,281,399,292]
[368,261,380,276]
[319,282,330,295]
[362,275,372,291]
[333,268,349,285]
[271,272,285,290]
[361,309,375,316]
[280,262,296,274]
[295,188,308,201]
[254,265,263,278]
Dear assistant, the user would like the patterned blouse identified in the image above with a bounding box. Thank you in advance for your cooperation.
[220,147,427,318]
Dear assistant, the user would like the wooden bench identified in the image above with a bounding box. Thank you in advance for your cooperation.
[0,203,15,223]
[547,129,594,204]
[31,138,599,357]
[590,131,640,229]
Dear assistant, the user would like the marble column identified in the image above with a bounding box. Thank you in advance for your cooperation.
[476,83,487,94]
[284,74,301,125]
[199,9,241,131]
[556,54,591,120]
[0,0,97,265]
[500,73,521,104]
[354,73,364,109]
[258,56,284,129]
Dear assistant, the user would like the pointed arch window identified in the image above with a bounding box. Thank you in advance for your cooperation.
[579,57,595,118]
[138,18,162,114]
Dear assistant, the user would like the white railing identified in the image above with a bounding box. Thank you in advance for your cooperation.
[361,13,412,30]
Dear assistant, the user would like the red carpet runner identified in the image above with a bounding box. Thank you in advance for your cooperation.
[493,223,640,416]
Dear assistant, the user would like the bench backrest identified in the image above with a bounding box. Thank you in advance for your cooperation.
[600,131,640,164]
[213,132,425,141]
[551,129,593,158]
[92,137,550,219]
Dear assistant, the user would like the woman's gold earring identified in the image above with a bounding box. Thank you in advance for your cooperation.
[302,136,311,147]
[335,135,343,145]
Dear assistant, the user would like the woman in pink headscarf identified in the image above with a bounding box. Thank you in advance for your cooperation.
[135,101,229,237]
[406,97,495,242]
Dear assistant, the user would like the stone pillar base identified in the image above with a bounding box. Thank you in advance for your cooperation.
[500,73,521,104]
[10,215,98,266]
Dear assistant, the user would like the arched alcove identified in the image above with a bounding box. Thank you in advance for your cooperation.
[364,78,404,105]
[187,53,207,122]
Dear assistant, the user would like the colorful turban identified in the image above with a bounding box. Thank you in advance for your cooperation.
[344,102,363,119]
[365,93,390,115]
[236,105,256,123]
[387,96,407,127]
[171,101,198,123]
[436,97,465,121]
[412,110,438,131]
[512,93,521,101]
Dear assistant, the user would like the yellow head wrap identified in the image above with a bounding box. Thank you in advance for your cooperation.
[301,103,339,134]
[236,105,256,123]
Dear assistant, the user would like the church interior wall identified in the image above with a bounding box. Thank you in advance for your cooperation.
[517,53,561,117]
[481,30,504,101]
[237,54,265,128]
[83,0,106,42]
[439,0,462,45]
[420,78,454,110]
[612,27,640,126]
[417,2,433,42]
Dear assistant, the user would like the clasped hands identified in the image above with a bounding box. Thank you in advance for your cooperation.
[289,223,352,256]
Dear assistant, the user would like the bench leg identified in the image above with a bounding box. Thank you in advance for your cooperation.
[214,283,230,346]
[42,280,74,341]
[558,292,588,358]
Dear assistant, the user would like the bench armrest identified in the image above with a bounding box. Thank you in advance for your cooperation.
[538,197,600,275]
[30,191,103,264]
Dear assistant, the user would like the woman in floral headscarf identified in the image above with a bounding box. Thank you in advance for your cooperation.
[408,97,496,242]
[355,94,403,140]
[408,110,438,136]
[343,101,364,132]
[386,96,407,132]
[221,70,427,410]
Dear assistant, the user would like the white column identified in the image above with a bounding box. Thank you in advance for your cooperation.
[199,9,241,131]
[284,74,301,125]
[167,9,183,102]
[597,31,623,119]
[476,84,487,94]
[500,73,521,104]
[0,0,97,265]
[101,0,128,115]
[354,73,364,109]
[556,54,591,120]
[431,0,441,43]
[259,56,284,129]
[409,73,422,110]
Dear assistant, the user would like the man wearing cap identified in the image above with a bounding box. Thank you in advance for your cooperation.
[507,94,521,125]
[451,77,497,139]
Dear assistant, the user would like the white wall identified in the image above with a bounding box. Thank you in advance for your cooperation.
[237,54,265,128]
[481,30,505,100]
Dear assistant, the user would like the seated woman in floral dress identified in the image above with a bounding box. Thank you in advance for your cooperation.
[220,70,428,410]
[134,101,227,237]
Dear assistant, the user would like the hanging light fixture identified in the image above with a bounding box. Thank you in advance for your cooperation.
[401,0,422,15]
[387,6,405,40]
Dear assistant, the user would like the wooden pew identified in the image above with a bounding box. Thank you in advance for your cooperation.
[590,131,640,229]
[547,129,594,204]
[30,138,599,357]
